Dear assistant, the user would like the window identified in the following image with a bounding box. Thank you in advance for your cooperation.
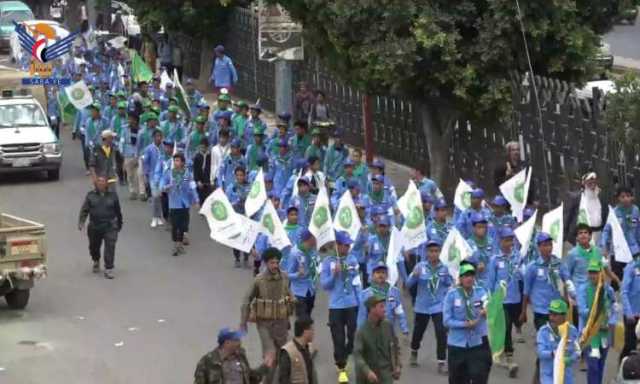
[0,104,47,128]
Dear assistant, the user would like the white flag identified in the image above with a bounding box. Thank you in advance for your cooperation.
[333,191,362,241]
[64,80,93,109]
[260,200,291,251]
[515,209,538,259]
[499,167,531,222]
[440,228,473,280]
[454,179,474,211]
[542,204,564,258]
[607,206,633,263]
[552,322,570,384]
[160,69,172,91]
[107,35,127,49]
[245,168,268,218]
[397,180,428,249]
[386,226,404,286]
[200,188,242,239]
[212,214,261,253]
[291,169,302,198]
[309,185,335,248]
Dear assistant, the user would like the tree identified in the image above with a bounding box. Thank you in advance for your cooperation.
[604,73,640,147]
[259,0,619,185]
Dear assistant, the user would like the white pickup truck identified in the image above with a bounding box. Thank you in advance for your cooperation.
[0,69,62,180]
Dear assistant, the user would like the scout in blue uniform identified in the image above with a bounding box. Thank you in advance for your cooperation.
[366,216,392,277]
[421,191,434,228]
[289,121,311,165]
[521,232,575,330]
[486,227,522,372]
[366,159,397,200]
[143,129,165,228]
[288,176,316,229]
[186,115,209,162]
[305,128,326,166]
[487,195,516,247]
[331,159,361,205]
[159,152,199,256]
[369,174,397,217]
[155,140,175,224]
[185,78,204,118]
[280,159,308,209]
[323,129,348,188]
[270,140,293,196]
[467,212,494,288]
[600,186,640,284]
[442,263,492,383]
[456,188,492,239]
[244,105,266,146]
[245,125,267,172]
[320,231,361,382]
[536,299,581,384]
[357,261,409,336]
[225,166,251,268]
[217,138,246,192]
[110,101,128,185]
[412,167,439,199]
[351,199,371,288]
[577,259,618,384]
[287,229,319,318]
[136,113,159,198]
[280,206,301,270]
[427,199,452,244]
[406,240,452,373]
[160,105,186,144]
[268,118,290,156]
[83,103,109,171]
[621,253,640,360]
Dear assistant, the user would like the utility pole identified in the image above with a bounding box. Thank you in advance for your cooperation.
[274,60,293,115]
[362,94,374,163]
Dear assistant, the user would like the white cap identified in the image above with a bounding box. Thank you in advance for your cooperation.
[101,130,116,138]
[582,172,597,183]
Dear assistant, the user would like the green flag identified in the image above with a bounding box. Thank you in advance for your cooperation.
[487,283,507,361]
[172,68,191,119]
[57,90,77,125]
[131,52,153,83]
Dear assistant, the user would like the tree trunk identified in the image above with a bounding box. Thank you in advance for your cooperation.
[418,100,459,195]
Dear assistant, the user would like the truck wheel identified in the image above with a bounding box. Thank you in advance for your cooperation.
[47,169,60,181]
[5,289,30,309]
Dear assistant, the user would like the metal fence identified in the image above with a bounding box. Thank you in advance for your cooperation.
[221,7,639,207]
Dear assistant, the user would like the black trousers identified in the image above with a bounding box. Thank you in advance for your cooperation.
[233,249,248,262]
[295,293,315,318]
[448,337,492,384]
[359,262,369,288]
[115,151,125,182]
[170,208,189,242]
[404,254,418,305]
[87,226,117,269]
[621,317,639,362]
[161,193,169,221]
[197,184,213,205]
[504,302,523,354]
[411,312,447,361]
[81,135,90,170]
[328,307,357,369]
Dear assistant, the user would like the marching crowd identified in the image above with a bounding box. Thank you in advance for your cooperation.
[65,36,640,384]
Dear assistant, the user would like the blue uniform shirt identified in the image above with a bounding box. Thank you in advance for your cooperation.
[357,283,408,334]
[217,154,246,191]
[523,256,571,315]
[287,245,319,297]
[406,261,453,315]
[622,261,640,317]
[366,233,390,275]
[142,143,162,185]
[320,254,360,309]
[537,323,580,384]
[160,169,199,209]
[426,219,452,245]
[600,205,640,256]
[467,235,495,287]
[455,206,493,239]
[486,249,523,304]
[288,193,316,229]
[443,285,489,348]
[565,245,605,290]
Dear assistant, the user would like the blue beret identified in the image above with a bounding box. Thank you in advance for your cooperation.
[344,158,354,167]
[162,140,174,146]
[230,138,242,147]
[371,205,386,216]
[372,175,385,183]
[421,191,434,204]
[277,112,291,121]
[523,208,535,221]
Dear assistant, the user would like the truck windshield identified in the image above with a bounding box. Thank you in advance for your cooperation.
[0,10,34,25]
[0,104,47,128]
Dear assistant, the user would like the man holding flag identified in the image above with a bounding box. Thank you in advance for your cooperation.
[287,230,319,318]
[467,212,494,288]
[536,299,581,384]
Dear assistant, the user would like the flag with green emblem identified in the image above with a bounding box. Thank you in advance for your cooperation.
[244,168,267,217]
[200,188,242,239]
[542,204,564,257]
[499,167,531,222]
[397,180,427,249]
[173,68,191,120]
[130,51,153,83]
[64,80,93,109]
[333,190,361,241]
[439,228,473,280]
[487,281,507,361]
[260,200,291,250]
[309,184,335,249]
[454,179,474,211]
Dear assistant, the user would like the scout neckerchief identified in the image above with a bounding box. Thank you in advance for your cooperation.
[586,279,610,349]
[426,261,441,296]
[140,127,152,149]
[370,281,390,300]
[189,129,204,154]
[457,286,475,320]
[432,220,449,240]
[471,235,490,263]
[544,256,561,292]
[284,222,298,233]
[370,189,384,204]
[113,114,124,136]
[501,250,517,282]
[375,232,390,254]
[548,322,561,343]
[87,117,101,143]
[171,167,186,188]
[337,254,353,294]
[617,205,634,233]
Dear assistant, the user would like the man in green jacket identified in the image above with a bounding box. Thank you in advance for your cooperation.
[354,295,401,383]
[193,327,272,384]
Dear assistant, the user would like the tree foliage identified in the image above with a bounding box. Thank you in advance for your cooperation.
[604,73,640,147]
[268,0,619,120]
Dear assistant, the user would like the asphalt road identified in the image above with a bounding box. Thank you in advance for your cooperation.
[605,11,640,68]
[0,81,621,384]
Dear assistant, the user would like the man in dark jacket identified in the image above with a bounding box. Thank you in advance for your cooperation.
[89,130,118,191]
[564,172,609,246]
[193,327,271,384]
[78,176,123,279]
[193,137,213,205]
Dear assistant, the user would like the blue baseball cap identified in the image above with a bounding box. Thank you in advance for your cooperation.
[426,239,442,248]
[371,159,385,169]
[372,260,388,271]
[421,191,434,204]
[491,195,508,206]
[230,138,242,148]
[347,179,360,189]
[499,227,515,239]
[536,232,553,244]
[471,188,485,199]
[217,327,244,345]
[434,199,447,209]
[372,175,384,184]
[377,215,391,226]
[344,158,354,167]
[335,231,353,245]
[300,229,313,241]
[471,212,488,225]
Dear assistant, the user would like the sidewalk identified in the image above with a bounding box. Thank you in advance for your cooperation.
[201,92,414,194]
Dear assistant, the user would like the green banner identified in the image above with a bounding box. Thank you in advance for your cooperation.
[487,284,506,360]
[57,90,77,125]
[130,52,153,84]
